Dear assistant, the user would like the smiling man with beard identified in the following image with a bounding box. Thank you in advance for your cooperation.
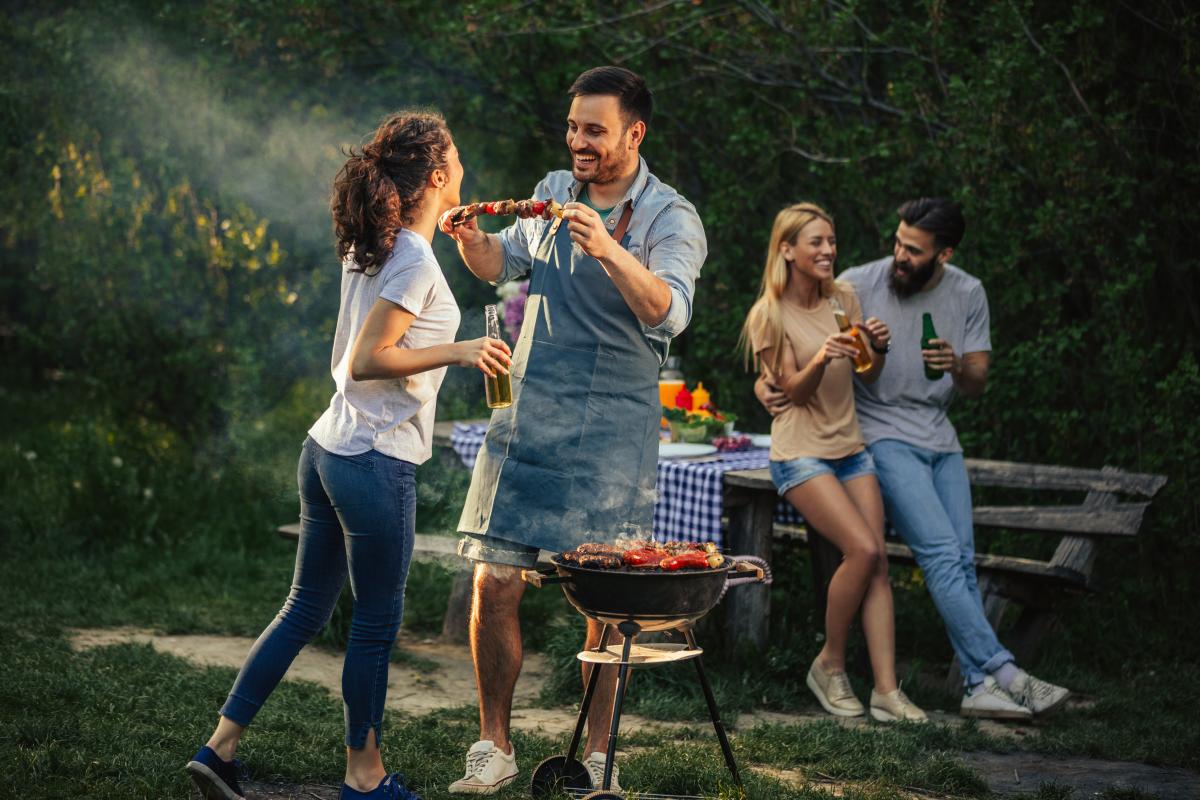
[440,66,706,794]
[757,198,1071,720]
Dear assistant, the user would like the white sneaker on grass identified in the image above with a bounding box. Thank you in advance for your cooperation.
[870,687,928,723]
[806,659,865,717]
[448,740,518,795]
[960,676,1033,720]
[1008,670,1071,716]
[583,751,621,792]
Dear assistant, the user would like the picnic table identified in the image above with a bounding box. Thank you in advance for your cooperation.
[440,421,798,546]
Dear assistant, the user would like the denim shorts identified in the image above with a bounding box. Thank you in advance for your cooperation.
[769,448,876,496]
[457,532,542,569]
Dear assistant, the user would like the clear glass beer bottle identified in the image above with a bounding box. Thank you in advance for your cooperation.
[483,304,513,408]
[829,298,871,373]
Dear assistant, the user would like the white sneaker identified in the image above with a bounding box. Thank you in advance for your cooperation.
[806,659,865,717]
[1008,670,1071,716]
[960,676,1033,720]
[448,740,519,795]
[583,751,621,792]
[870,687,929,723]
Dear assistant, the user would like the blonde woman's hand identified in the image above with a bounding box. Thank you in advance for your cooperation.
[815,333,859,366]
[455,337,512,377]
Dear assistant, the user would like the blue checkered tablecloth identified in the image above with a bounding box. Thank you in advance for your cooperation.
[448,422,799,546]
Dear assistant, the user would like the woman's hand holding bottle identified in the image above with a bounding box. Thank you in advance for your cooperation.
[455,337,511,377]
[814,333,860,366]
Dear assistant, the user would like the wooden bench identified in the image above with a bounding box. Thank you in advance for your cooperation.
[722,460,1166,685]
[274,523,553,644]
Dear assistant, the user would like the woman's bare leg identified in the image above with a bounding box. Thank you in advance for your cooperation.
[784,474,884,673]
[842,473,898,693]
[345,728,388,792]
[205,715,244,761]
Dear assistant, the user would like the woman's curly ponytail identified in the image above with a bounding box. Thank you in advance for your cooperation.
[331,110,451,274]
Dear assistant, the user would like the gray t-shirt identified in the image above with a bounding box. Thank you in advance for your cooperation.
[841,257,991,453]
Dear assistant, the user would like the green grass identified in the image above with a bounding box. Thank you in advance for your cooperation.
[1,625,975,800]
[2,390,1198,798]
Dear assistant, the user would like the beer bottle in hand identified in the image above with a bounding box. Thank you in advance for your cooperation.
[921,312,941,380]
[830,298,872,373]
[484,304,513,408]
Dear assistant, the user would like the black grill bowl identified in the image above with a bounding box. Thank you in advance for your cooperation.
[545,556,734,630]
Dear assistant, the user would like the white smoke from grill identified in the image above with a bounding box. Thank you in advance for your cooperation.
[85,34,355,251]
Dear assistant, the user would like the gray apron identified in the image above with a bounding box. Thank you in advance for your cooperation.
[458,207,661,552]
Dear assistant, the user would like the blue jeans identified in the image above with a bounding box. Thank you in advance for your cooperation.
[221,437,417,748]
[869,439,1014,687]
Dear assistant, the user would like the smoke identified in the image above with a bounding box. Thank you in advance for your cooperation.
[84,32,378,252]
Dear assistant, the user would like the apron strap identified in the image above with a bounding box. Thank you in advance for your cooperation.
[611,202,634,244]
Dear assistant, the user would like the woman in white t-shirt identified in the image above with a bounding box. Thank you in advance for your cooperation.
[186,110,510,800]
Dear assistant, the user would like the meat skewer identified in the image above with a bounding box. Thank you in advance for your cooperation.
[561,540,724,571]
[441,197,564,230]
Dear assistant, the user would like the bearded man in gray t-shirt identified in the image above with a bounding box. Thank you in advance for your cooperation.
[757,198,1071,720]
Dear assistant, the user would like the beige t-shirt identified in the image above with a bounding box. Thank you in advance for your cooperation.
[749,285,866,461]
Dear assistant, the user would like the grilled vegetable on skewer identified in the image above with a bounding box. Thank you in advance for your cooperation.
[441,197,564,229]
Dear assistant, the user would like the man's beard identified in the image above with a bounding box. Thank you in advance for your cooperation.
[888,255,938,297]
[572,149,633,186]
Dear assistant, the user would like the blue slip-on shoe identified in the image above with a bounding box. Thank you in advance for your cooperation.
[341,772,422,800]
[186,745,246,800]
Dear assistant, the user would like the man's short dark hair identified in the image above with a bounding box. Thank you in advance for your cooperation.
[568,66,653,127]
[897,198,966,250]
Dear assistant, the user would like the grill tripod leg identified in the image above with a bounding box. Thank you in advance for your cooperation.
[567,647,605,764]
[687,631,741,787]
[602,621,639,791]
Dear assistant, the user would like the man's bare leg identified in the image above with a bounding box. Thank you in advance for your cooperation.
[470,562,526,754]
[581,618,620,756]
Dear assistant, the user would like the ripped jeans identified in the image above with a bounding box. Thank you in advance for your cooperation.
[220,436,416,748]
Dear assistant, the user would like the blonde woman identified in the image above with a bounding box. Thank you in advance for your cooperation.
[741,203,926,723]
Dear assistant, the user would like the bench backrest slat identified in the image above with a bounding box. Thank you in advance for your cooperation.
[973,502,1149,536]
[964,459,1166,497]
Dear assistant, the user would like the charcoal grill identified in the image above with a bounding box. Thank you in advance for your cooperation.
[522,555,769,799]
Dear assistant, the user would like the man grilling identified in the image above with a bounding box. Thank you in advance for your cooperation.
[440,66,707,794]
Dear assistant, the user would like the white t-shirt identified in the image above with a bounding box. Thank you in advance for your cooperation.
[308,229,461,464]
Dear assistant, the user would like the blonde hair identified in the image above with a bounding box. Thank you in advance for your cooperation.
[739,202,840,376]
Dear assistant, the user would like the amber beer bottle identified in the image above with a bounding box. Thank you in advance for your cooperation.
[483,304,513,409]
[921,312,941,380]
[829,298,872,373]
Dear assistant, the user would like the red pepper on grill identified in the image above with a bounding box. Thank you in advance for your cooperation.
[532,200,547,215]
[660,550,712,570]
[623,548,665,567]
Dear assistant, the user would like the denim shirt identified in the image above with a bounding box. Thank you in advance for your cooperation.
[495,157,707,363]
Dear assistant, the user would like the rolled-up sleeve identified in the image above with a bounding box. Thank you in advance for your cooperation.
[494,178,554,286]
[645,200,707,338]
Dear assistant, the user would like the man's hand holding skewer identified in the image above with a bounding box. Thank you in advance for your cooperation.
[562,202,618,261]
[438,208,486,246]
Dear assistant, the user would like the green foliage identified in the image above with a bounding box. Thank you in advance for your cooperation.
[2,6,1200,783]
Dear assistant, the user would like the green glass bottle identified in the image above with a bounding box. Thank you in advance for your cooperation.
[921,312,941,380]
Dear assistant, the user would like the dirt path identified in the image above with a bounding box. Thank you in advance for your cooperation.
[70,628,1200,799]
[66,626,1014,739]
